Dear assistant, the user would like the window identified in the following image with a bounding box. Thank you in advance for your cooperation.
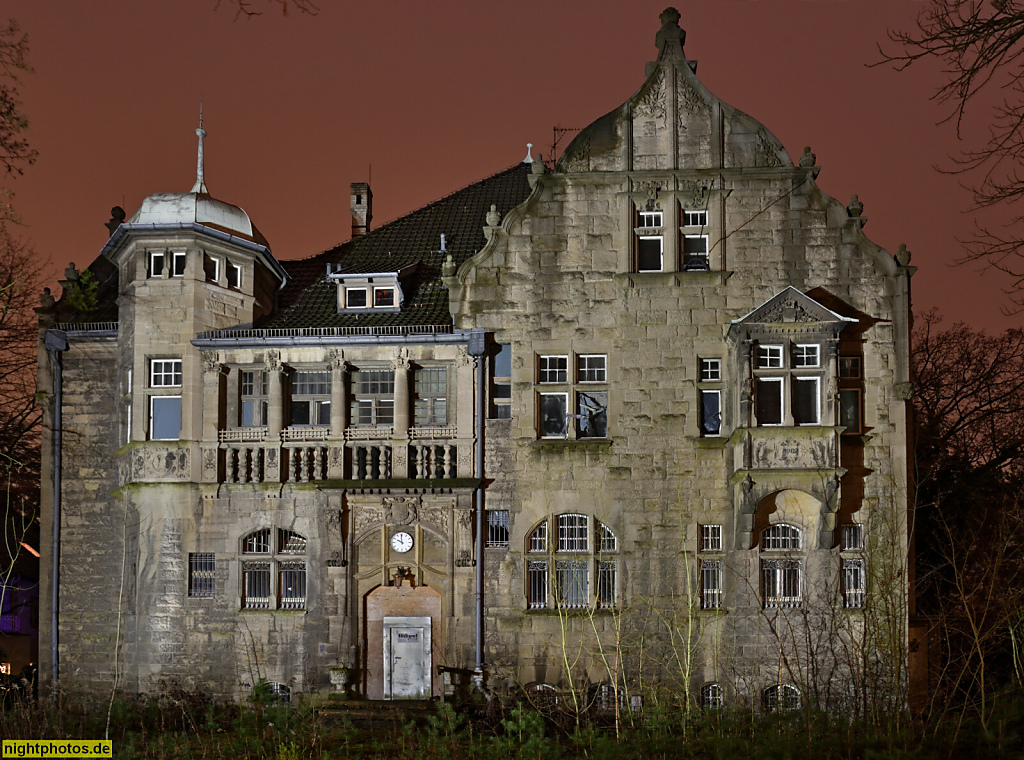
[577,391,608,438]
[556,560,588,609]
[241,528,307,610]
[839,356,862,378]
[755,377,784,426]
[841,524,864,551]
[226,261,241,289]
[490,344,512,419]
[539,392,568,438]
[172,251,187,277]
[149,251,165,278]
[842,558,865,609]
[701,559,723,609]
[701,524,723,552]
[763,685,801,712]
[346,287,368,308]
[557,514,589,552]
[151,359,182,387]
[203,253,220,283]
[373,286,396,307]
[526,515,617,609]
[684,210,707,227]
[486,510,510,548]
[700,358,721,382]
[414,367,447,426]
[188,553,215,598]
[290,370,331,427]
[351,369,395,426]
[701,682,723,709]
[682,235,709,270]
[762,524,801,551]
[757,345,783,369]
[793,344,819,368]
[241,370,269,427]
[839,388,862,434]
[538,355,568,383]
[636,210,664,272]
[792,377,820,425]
[577,355,607,383]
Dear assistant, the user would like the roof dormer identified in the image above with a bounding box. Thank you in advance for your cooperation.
[327,264,416,314]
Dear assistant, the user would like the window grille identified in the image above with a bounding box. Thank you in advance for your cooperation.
[843,558,865,609]
[597,561,616,607]
[761,524,801,551]
[279,529,307,554]
[763,684,801,712]
[244,529,272,554]
[486,510,510,548]
[279,562,306,610]
[700,524,723,552]
[701,682,723,709]
[188,553,215,598]
[598,522,618,553]
[701,559,723,610]
[557,514,589,552]
[555,560,588,609]
[528,561,548,609]
[529,522,548,553]
[243,562,271,609]
[762,559,802,608]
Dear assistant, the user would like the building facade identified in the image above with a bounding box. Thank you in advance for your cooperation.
[37,9,913,710]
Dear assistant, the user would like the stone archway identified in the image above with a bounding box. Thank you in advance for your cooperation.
[365,583,442,700]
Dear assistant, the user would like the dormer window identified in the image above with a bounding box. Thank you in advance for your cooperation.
[329,265,413,314]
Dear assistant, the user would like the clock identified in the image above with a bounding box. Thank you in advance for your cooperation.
[390,531,414,553]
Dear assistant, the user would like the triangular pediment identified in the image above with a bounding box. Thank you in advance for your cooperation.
[732,287,858,327]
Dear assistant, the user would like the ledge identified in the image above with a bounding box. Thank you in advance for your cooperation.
[532,439,613,452]
[524,608,619,617]
[614,270,732,288]
[693,436,728,449]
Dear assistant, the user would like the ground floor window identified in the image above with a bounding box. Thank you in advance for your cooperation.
[188,553,215,598]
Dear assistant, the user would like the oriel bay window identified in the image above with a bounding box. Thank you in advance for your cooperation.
[290,370,331,426]
[753,341,824,427]
[149,358,182,440]
[525,514,618,609]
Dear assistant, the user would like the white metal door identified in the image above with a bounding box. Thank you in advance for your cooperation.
[383,616,431,699]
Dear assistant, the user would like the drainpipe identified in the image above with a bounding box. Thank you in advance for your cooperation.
[45,330,68,693]
[467,330,488,696]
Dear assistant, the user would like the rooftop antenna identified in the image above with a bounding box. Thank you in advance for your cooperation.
[191,97,209,194]
[551,126,582,166]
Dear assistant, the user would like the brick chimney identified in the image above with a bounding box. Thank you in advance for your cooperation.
[351,182,372,238]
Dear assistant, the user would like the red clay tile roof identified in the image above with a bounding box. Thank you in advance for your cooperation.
[266,162,532,329]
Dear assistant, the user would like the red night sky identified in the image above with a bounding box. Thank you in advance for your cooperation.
[4,0,1015,332]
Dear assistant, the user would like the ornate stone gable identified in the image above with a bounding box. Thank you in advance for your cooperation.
[732,287,855,328]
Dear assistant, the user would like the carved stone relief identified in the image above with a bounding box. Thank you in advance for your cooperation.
[126,446,191,482]
[353,502,385,537]
[201,351,220,374]
[455,509,474,567]
[420,502,451,536]
[752,437,832,470]
[562,139,590,173]
[676,71,710,116]
[202,447,217,480]
[678,178,713,209]
[633,71,666,120]
[384,495,420,525]
[755,128,784,168]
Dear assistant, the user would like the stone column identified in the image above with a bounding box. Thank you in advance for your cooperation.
[265,350,284,481]
[826,336,840,429]
[391,348,411,478]
[328,350,348,479]
[200,353,224,483]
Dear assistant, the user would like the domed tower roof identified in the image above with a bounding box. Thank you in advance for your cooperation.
[128,191,268,247]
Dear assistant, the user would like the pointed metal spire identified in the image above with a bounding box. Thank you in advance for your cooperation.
[191,99,208,194]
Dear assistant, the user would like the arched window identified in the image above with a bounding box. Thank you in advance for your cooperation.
[761,524,802,609]
[763,684,800,712]
[700,682,723,709]
[525,515,619,610]
[241,528,307,610]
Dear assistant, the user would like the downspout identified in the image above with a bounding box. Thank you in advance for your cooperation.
[467,330,488,697]
[45,329,68,693]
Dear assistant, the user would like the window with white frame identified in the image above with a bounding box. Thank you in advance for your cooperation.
[486,510,510,548]
[839,354,864,435]
[762,524,802,551]
[226,261,241,289]
[172,251,187,277]
[413,367,448,426]
[753,341,825,427]
[526,514,617,609]
[290,370,331,427]
[842,558,865,609]
[537,352,609,439]
[241,370,269,427]
[577,355,607,383]
[188,553,215,598]
[793,344,819,368]
[350,369,394,426]
[373,286,396,308]
[757,345,783,369]
[345,287,368,309]
[699,358,723,436]
[241,528,307,610]
[538,355,568,383]
[635,209,664,272]
[149,358,182,440]
[682,217,710,271]
[539,392,569,438]
[755,377,784,426]
[792,376,820,425]
[700,524,723,552]
[203,253,220,284]
[149,251,165,278]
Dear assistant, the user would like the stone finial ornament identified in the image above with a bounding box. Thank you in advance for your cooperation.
[105,206,126,236]
[486,204,501,227]
[64,262,80,281]
[655,7,685,57]
[441,253,457,277]
[531,153,545,175]
[847,195,863,217]
[40,287,55,308]
[895,243,912,267]
[799,146,816,167]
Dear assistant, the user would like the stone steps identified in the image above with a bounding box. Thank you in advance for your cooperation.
[317,698,440,730]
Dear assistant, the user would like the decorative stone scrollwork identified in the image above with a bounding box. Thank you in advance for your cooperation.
[353,502,385,536]
[327,348,346,371]
[391,346,411,372]
[420,503,451,536]
[202,448,217,480]
[265,350,282,372]
[893,382,914,400]
[384,496,421,526]
[678,178,713,209]
[676,71,710,116]
[562,139,590,173]
[457,349,476,369]
[755,128,784,168]
[633,71,666,120]
[756,297,817,324]
[201,352,220,374]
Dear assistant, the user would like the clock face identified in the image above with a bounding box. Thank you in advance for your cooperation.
[390,531,414,554]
